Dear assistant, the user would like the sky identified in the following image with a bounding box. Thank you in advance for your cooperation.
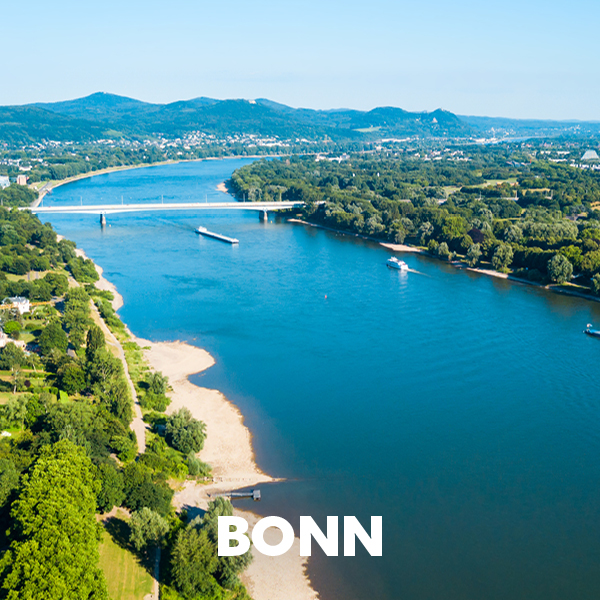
[2,0,599,120]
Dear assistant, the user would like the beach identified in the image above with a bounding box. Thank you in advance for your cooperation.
[89,259,318,600]
[140,339,318,600]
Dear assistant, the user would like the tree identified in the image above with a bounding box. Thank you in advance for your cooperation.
[466,243,482,267]
[38,322,68,355]
[147,371,168,396]
[203,498,253,588]
[0,440,108,600]
[0,343,25,370]
[591,273,600,296]
[436,242,450,259]
[43,272,69,297]
[547,254,573,284]
[96,462,125,513]
[170,527,219,599]
[85,324,105,364]
[129,507,169,552]
[165,408,206,455]
[418,221,433,245]
[0,458,18,508]
[3,321,21,340]
[504,224,523,243]
[123,462,173,516]
[57,362,86,395]
[492,243,514,271]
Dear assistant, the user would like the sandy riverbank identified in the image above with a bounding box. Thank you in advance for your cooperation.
[140,339,318,600]
[75,242,318,599]
[287,218,425,255]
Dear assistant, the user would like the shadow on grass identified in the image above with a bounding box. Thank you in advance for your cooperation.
[103,516,156,576]
[180,503,206,522]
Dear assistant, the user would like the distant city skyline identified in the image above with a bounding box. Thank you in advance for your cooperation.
[2,0,599,120]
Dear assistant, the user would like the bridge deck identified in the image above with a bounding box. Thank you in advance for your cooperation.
[23,201,304,215]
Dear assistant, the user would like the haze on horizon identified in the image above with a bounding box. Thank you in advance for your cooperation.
[2,0,598,121]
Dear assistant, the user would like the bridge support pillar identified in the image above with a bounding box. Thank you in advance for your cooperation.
[260,210,268,222]
[100,213,106,227]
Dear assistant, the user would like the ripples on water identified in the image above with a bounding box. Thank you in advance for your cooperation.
[46,160,600,600]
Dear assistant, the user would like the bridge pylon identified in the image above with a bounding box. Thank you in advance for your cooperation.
[260,210,268,222]
[100,213,107,227]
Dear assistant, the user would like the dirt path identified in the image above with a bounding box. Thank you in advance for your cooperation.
[89,302,146,454]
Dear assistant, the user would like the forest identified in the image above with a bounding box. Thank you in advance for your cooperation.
[230,145,600,294]
[0,208,251,599]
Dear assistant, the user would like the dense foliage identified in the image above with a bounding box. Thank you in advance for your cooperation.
[0,440,108,599]
[0,208,223,597]
[231,148,600,291]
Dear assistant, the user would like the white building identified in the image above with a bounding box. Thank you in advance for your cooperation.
[0,176,9,189]
[0,331,26,350]
[3,297,31,315]
[582,150,599,161]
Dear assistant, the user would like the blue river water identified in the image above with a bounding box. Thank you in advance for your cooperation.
[44,159,600,600]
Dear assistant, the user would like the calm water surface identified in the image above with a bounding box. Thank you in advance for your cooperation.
[45,160,600,600]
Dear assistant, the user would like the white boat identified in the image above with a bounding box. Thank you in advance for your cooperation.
[386,256,408,271]
[196,226,239,244]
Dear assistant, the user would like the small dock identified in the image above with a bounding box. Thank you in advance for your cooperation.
[210,489,261,501]
[196,226,239,244]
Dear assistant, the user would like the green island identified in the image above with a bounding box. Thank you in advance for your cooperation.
[230,143,600,296]
[0,207,252,599]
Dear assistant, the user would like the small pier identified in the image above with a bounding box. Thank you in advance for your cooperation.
[196,226,239,244]
[210,489,261,501]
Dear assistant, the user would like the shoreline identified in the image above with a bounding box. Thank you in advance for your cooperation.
[84,250,318,600]
[30,154,280,206]
[287,218,600,304]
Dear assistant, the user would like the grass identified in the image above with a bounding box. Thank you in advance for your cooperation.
[98,513,154,600]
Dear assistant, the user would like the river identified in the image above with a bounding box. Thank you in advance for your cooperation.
[44,158,600,600]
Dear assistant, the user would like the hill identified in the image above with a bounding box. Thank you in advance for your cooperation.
[0,93,473,144]
[3,92,599,145]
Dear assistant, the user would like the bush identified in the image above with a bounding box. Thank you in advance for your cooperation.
[547,254,573,284]
[591,273,600,296]
[187,453,211,478]
[3,321,21,339]
[436,242,450,259]
[38,321,68,355]
[96,461,125,513]
[140,392,170,412]
[165,408,206,455]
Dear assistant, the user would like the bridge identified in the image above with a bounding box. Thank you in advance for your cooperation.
[23,200,305,225]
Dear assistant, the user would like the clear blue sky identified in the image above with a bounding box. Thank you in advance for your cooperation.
[2,0,599,119]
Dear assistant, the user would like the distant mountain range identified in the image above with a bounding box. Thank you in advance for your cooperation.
[0,92,598,145]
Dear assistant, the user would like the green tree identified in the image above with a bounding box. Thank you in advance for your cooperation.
[38,322,68,355]
[85,324,105,364]
[203,498,253,588]
[123,462,173,516]
[436,241,450,259]
[0,459,19,507]
[129,507,169,552]
[591,273,600,296]
[0,344,25,370]
[166,408,206,455]
[96,461,125,513]
[547,254,573,284]
[466,243,482,267]
[57,362,86,395]
[0,440,108,600]
[147,371,168,396]
[418,221,433,245]
[492,243,514,271]
[3,321,21,340]
[170,527,219,599]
